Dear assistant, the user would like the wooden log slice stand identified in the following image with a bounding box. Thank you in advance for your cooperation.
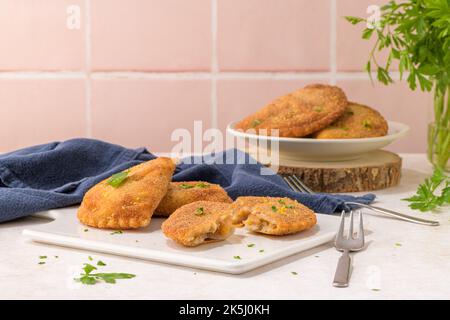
[278,150,402,193]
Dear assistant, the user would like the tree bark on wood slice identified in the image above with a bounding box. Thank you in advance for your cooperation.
[278,150,402,193]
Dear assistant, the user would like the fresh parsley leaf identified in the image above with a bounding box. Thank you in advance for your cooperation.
[180,184,195,189]
[39,256,47,259]
[247,244,255,248]
[345,16,364,25]
[38,262,45,265]
[107,171,128,188]
[97,261,107,266]
[259,250,265,253]
[403,169,450,212]
[76,275,97,285]
[110,230,123,235]
[83,263,97,275]
[291,272,298,276]
[88,256,93,261]
[233,256,241,260]
[271,206,277,212]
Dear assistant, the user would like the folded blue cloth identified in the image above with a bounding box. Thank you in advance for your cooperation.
[0,139,375,223]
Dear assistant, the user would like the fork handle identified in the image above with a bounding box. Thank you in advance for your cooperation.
[333,250,351,287]
[345,202,440,227]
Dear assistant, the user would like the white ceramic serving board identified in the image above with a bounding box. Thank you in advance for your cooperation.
[23,207,338,274]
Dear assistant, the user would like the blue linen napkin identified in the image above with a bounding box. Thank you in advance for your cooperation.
[0,138,375,223]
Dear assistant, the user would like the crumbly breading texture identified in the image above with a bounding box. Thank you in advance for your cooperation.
[313,102,388,139]
[155,181,233,217]
[161,201,234,247]
[77,157,175,229]
[235,84,348,138]
[230,196,317,236]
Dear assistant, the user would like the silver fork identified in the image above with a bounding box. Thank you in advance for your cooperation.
[283,174,439,226]
[333,211,365,287]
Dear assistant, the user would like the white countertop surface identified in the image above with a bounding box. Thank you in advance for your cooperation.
[0,154,449,300]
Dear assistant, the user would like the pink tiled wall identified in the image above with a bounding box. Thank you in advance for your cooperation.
[0,0,432,153]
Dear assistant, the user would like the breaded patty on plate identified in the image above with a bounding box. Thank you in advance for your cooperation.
[77,158,175,229]
[229,197,317,236]
[234,84,348,138]
[155,181,232,217]
[162,201,234,247]
[313,102,388,139]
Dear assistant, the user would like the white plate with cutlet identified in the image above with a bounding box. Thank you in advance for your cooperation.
[23,207,339,274]
[227,121,409,162]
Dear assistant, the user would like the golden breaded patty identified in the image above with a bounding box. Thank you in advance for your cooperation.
[77,157,175,229]
[229,196,317,236]
[162,201,234,247]
[313,102,388,139]
[155,181,232,217]
[235,84,348,137]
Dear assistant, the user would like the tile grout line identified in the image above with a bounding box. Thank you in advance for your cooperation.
[84,0,92,138]
[0,71,401,80]
[211,0,218,129]
[330,0,337,85]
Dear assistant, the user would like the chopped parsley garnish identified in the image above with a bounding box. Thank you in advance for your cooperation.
[83,229,89,232]
[284,205,294,209]
[74,261,135,285]
[395,243,402,247]
[252,119,262,127]
[38,262,45,265]
[313,106,323,113]
[291,272,298,276]
[180,184,195,189]
[195,182,209,188]
[54,256,59,259]
[39,256,47,259]
[362,120,372,129]
[259,250,265,253]
[233,256,241,260]
[107,171,128,188]
[195,207,205,216]
[346,110,355,116]
[271,206,277,212]
[247,244,255,248]
[110,230,123,235]
[88,256,93,261]
[278,199,286,205]
[97,261,107,266]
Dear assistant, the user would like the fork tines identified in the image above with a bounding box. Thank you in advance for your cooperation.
[335,210,365,251]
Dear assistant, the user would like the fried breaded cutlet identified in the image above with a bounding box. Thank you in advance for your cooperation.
[229,197,317,236]
[155,181,233,217]
[234,84,348,137]
[161,201,234,247]
[77,157,175,229]
[313,102,388,139]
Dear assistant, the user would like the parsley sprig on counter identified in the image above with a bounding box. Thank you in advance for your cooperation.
[403,169,450,212]
[74,259,135,285]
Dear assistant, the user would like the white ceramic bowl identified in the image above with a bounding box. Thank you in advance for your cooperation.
[227,121,410,162]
